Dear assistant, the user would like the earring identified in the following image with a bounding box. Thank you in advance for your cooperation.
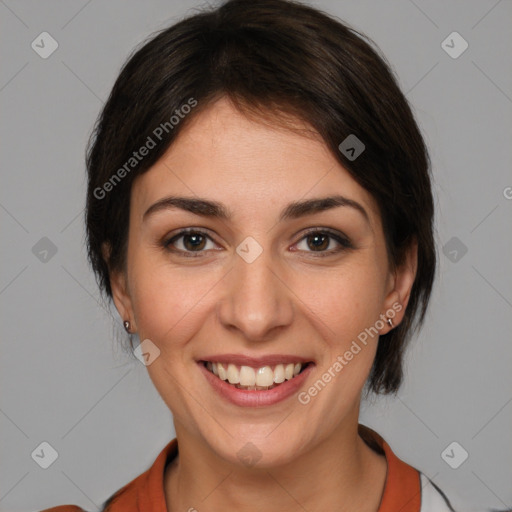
[123,320,131,333]
[386,318,393,328]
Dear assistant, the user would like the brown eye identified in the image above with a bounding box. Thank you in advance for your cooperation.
[294,228,352,256]
[164,229,216,256]
[181,233,207,251]
[306,232,330,251]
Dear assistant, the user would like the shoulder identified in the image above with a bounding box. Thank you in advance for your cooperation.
[37,438,178,512]
[39,507,86,512]
[358,424,461,512]
[36,469,148,512]
[419,474,508,512]
[37,475,145,512]
[419,473,456,511]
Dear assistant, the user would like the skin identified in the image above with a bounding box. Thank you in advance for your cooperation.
[109,96,417,512]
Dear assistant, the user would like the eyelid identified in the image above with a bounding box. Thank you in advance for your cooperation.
[297,226,352,245]
[292,226,353,256]
[162,226,353,256]
[163,227,219,253]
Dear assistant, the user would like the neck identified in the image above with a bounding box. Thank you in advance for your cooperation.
[164,419,387,512]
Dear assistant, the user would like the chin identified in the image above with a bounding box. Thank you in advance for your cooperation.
[215,434,306,470]
[195,418,318,470]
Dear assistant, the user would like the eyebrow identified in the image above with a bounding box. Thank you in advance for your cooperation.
[143,194,370,224]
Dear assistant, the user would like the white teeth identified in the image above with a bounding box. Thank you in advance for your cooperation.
[206,361,306,388]
[239,366,256,386]
[256,366,274,387]
[217,363,227,380]
[227,363,240,384]
[274,364,285,383]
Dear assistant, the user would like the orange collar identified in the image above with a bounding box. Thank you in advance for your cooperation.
[42,424,422,511]
[359,424,421,511]
[109,424,421,512]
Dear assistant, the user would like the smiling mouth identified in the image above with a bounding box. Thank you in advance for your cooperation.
[202,361,311,390]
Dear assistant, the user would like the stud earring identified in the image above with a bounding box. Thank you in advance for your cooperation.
[123,320,131,333]
[386,318,393,328]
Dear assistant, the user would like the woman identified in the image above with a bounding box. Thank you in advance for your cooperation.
[42,0,457,510]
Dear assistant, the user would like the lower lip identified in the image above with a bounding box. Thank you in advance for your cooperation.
[198,362,314,407]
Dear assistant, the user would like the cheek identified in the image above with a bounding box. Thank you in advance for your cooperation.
[128,252,222,350]
[302,259,386,335]
[297,267,383,416]
[296,259,386,398]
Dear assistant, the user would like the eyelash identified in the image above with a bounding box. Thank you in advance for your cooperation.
[162,227,353,258]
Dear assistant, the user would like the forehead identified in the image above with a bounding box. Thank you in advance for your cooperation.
[131,97,381,226]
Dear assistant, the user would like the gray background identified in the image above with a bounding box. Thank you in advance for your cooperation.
[1,0,511,511]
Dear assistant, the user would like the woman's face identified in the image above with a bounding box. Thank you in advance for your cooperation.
[111,97,414,467]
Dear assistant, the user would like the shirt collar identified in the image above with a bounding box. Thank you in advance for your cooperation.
[117,423,422,512]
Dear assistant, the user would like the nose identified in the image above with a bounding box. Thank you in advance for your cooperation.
[217,243,294,342]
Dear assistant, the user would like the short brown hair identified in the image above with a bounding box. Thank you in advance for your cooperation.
[85,0,436,395]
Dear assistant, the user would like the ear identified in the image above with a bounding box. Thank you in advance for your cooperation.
[102,242,137,332]
[380,239,418,334]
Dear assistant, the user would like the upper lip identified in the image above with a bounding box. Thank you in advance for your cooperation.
[199,354,314,367]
